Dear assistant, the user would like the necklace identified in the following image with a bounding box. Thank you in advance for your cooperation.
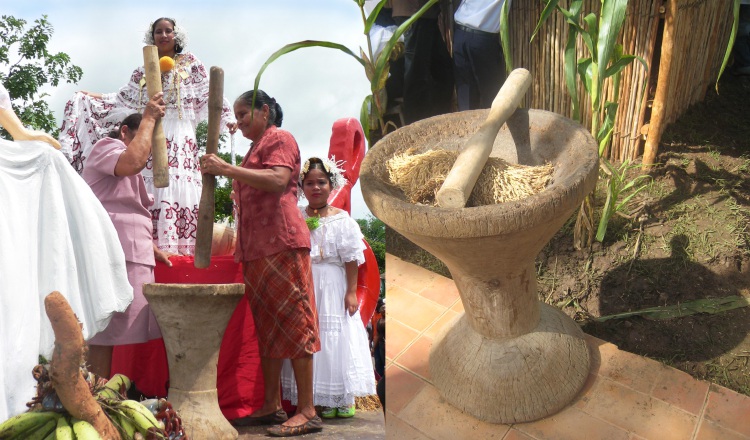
[308,203,328,216]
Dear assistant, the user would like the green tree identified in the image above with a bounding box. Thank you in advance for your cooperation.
[0,15,82,138]
[356,215,385,273]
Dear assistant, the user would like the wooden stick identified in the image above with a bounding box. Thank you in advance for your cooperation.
[194,67,224,269]
[143,45,169,188]
[435,68,532,209]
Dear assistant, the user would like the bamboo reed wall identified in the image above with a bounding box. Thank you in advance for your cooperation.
[501,0,734,162]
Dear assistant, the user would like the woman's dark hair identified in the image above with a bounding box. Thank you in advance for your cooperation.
[151,17,183,53]
[108,113,143,139]
[300,157,334,186]
[235,89,283,127]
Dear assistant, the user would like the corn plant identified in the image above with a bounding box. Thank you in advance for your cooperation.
[249,0,438,144]
[716,0,742,92]
[534,0,648,246]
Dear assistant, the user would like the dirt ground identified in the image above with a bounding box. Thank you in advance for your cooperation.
[387,73,750,396]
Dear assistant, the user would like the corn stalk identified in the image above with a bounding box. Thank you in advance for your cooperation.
[534,0,648,246]
[716,0,742,93]
[249,0,439,145]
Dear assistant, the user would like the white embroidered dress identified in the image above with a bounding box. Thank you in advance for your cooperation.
[281,210,376,408]
[58,52,235,254]
[0,83,132,421]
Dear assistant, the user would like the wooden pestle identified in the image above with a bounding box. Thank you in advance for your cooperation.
[142,45,169,188]
[194,67,224,269]
[435,68,532,209]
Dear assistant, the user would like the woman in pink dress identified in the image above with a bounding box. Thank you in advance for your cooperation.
[82,92,172,378]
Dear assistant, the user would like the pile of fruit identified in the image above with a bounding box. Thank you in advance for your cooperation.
[0,366,187,440]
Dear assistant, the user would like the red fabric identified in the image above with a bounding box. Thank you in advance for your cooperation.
[110,255,264,419]
[233,126,309,262]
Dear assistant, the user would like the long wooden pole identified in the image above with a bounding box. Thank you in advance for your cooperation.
[143,45,169,188]
[194,67,224,269]
[642,0,676,167]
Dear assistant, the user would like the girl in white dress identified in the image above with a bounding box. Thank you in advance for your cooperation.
[281,157,376,418]
[0,83,132,421]
[58,17,236,255]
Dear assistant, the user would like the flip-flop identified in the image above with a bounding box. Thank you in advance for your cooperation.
[267,415,324,437]
[231,409,288,426]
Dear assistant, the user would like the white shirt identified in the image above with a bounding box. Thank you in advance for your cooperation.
[454,0,510,34]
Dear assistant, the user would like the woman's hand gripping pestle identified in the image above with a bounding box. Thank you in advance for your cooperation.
[435,68,532,209]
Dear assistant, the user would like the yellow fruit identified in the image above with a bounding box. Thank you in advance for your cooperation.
[118,400,160,434]
[159,56,175,72]
[0,411,58,438]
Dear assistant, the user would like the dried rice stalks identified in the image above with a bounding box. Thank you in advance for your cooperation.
[387,148,554,206]
[355,395,382,411]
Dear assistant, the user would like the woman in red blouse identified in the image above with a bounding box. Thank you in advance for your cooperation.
[201,90,323,437]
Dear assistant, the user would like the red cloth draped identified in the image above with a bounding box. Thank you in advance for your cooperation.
[110,255,264,419]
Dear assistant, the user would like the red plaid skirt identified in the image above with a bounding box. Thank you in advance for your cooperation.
[243,249,320,359]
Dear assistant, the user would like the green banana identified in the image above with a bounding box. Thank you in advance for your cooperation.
[109,410,137,439]
[118,400,160,434]
[55,415,74,440]
[0,411,58,439]
[71,417,103,439]
[96,373,131,401]
[20,415,58,440]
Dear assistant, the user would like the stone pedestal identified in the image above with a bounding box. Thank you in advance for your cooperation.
[143,283,244,439]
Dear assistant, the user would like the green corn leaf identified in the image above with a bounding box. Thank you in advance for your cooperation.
[373,0,438,97]
[717,0,741,92]
[500,0,513,75]
[531,0,560,42]
[564,29,580,121]
[364,0,389,34]
[252,40,364,98]
[594,296,750,322]
[597,0,628,85]
[581,13,598,56]
[577,57,594,95]
[360,95,372,146]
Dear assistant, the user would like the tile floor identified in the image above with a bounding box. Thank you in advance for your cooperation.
[385,254,750,440]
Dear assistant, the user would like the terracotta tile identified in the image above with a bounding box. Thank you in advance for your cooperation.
[386,317,420,360]
[387,257,444,295]
[628,434,648,440]
[694,418,750,440]
[583,333,606,374]
[572,371,601,410]
[398,385,511,439]
[515,406,629,440]
[582,378,697,440]
[418,276,460,308]
[423,309,459,339]
[385,412,433,440]
[387,285,447,333]
[703,384,750,437]
[502,429,537,440]
[596,344,661,394]
[451,299,465,313]
[394,335,433,380]
[386,365,427,416]
[651,364,710,415]
[573,338,605,409]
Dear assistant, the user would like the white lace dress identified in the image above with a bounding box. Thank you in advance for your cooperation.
[281,210,376,408]
[0,84,132,421]
[58,52,235,254]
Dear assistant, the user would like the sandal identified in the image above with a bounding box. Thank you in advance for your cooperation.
[231,409,288,426]
[267,415,324,437]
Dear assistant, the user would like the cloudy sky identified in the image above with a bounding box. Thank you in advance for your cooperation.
[5,0,375,218]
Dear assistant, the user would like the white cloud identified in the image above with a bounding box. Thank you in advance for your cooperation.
[6,0,375,218]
